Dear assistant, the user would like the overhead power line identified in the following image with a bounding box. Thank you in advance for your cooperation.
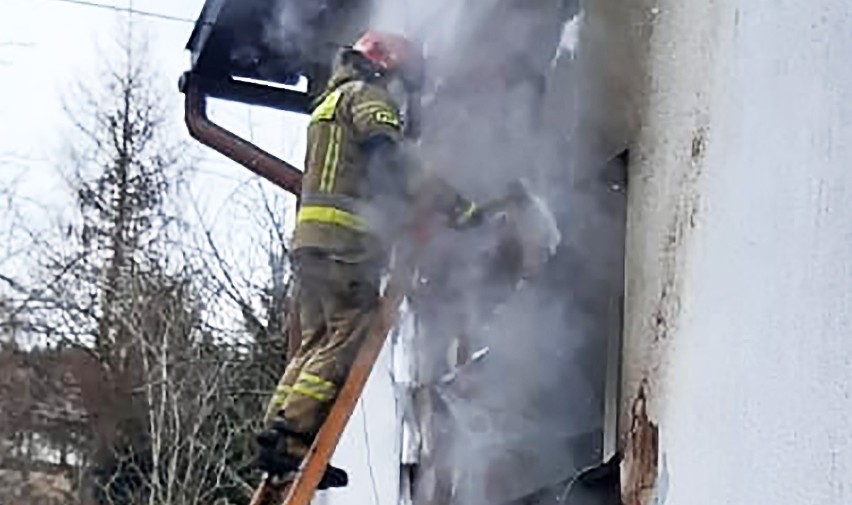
[360,401,382,505]
[41,0,196,24]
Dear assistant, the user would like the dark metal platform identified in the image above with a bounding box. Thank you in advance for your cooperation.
[184,0,370,110]
[180,0,372,194]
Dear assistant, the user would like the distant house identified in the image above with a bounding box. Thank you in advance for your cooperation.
[0,346,91,505]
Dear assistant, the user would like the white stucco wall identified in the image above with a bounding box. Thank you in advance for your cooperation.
[622,1,852,504]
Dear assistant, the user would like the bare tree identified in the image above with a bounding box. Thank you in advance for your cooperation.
[1,29,204,505]
[189,182,295,377]
[41,30,189,505]
[0,22,300,505]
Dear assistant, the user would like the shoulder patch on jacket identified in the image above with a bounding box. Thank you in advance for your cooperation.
[347,83,402,139]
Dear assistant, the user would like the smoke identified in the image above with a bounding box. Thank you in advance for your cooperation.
[256,1,626,503]
[368,2,626,505]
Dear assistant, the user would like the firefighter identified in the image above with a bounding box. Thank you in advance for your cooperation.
[255,31,484,488]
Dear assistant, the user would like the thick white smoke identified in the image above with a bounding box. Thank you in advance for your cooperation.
[365,2,626,505]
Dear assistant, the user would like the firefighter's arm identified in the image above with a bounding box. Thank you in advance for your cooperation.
[349,85,412,197]
[349,85,481,228]
[360,137,482,229]
[408,164,483,230]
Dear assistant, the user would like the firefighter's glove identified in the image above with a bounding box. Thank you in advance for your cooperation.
[448,201,485,230]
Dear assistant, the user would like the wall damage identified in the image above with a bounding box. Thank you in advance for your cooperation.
[621,383,658,505]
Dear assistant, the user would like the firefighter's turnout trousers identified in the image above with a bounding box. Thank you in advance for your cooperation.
[265,250,380,456]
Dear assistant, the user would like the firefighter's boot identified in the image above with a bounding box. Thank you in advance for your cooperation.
[255,419,348,489]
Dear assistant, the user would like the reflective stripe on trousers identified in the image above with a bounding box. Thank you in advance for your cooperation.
[268,371,338,406]
[292,371,337,402]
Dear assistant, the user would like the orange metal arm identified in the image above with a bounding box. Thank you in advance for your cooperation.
[183,76,304,196]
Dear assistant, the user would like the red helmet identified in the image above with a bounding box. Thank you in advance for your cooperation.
[352,30,421,77]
